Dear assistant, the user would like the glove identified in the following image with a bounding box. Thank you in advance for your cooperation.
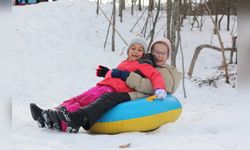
[111,69,130,81]
[96,65,109,77]
[154,89,167,99]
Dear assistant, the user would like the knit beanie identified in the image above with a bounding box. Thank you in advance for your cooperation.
[126,37,148,54]
[149,38,172,59]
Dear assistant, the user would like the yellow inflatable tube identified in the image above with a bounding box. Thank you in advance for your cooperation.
[89,94,182,134]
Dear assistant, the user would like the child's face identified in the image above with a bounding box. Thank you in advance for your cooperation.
[127,43,144,61]
[151,43,169,66]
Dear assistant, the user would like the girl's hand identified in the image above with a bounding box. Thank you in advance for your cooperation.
[96,65,110,77]
[154,89,167,99]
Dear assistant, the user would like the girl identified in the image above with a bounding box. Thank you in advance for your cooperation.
[56,38,182,133]
[30,37,167,132]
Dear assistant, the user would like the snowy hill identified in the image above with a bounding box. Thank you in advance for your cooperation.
[11,0,240,150]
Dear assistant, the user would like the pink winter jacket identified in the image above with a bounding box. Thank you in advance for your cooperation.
[97,60,166,92]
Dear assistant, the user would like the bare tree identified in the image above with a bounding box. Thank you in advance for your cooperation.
[96,0,100,15]
[190,0,202,31]
[204,0,230,83]
[147,0,161,52]
[166,0,172,39]
[138,0,142,11]
[130,8,147,32]
[227,0,230,31]
[218,14,224,30]
[99,7,128,47]
[112,0,116,52]
[180,0,188,26]
[148,0,154,11]
[131,0,134,15]
[229,36,237,64]
[104,12,114,48]
[170,0,181,67]
[141,2,154,38]
[119,0,123,22]
[188,44,236,77]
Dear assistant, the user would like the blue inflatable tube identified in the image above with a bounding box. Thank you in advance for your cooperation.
[89,94,182,134]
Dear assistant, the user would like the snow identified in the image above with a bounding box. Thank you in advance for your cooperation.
[10,0,244,150]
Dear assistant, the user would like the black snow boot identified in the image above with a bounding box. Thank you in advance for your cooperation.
[30,103,45,128]
[57,107,84,133]
[41,110,54,129]
[46,109,62,131]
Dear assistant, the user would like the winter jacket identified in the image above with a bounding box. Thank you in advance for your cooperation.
[126,64,182,100]
[97,60,166,92]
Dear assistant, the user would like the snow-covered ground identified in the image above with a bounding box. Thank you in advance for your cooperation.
[11,0,243,149]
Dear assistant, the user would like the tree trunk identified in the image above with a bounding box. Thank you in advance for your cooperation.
[130,8,147,32]
[229,36,237,64]
[148,0,154,12]
[170,0,180,67]
[218,14,224,30]
[166,0,172,39]
[96,0,100,15]
[204,0,230,83]
[227,0,230,31]
[131,0,134,15]
[139,0,142,11]
[99,7,128,46]
[112,0,116,52]
[122,0,125,9]
[148,0,161,53]
[104,12,114,48]
[180,0,188,26]
[119,0,123,22]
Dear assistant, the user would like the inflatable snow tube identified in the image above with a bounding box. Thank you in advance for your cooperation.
[89,94,182,134]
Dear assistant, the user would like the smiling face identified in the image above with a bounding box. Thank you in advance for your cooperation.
[151,42,169,66]
[127,43,145,61]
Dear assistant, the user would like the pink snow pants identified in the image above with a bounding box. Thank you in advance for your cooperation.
[59,85,114,131]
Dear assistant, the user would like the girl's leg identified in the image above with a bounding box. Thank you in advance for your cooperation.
[57,92,131,133]
[59,86,110,108]
[60,102,81,132]
[44,87,98,131]
[59,86,114,132]
[76,85,114,107]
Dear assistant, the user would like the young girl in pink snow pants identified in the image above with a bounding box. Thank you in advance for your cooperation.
[30,37,167,132]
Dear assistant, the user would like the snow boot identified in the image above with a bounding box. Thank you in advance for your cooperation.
[57,107,81,133]
[30,103,45,128]
[41,110,54,129]
[47,109,62,131]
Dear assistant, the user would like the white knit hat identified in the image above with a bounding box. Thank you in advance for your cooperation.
[126,37,148,54]
[149,38,172,59]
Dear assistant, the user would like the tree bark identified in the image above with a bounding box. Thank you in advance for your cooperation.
[119,0,123,22]
[112,0,116,52]
[131,0,134,15]
[227,0,230,31]
[166,0,172,39]
[147,0,161,53]
[170,0,180,67]
[96,0,100,15]
[218,14,224,30]
[104,12,114,48]
[229,36,237,64]
[139,0,142,11]
[148,0,154,12]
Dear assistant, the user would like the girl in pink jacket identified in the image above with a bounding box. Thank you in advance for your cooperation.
[30,37,167,132]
